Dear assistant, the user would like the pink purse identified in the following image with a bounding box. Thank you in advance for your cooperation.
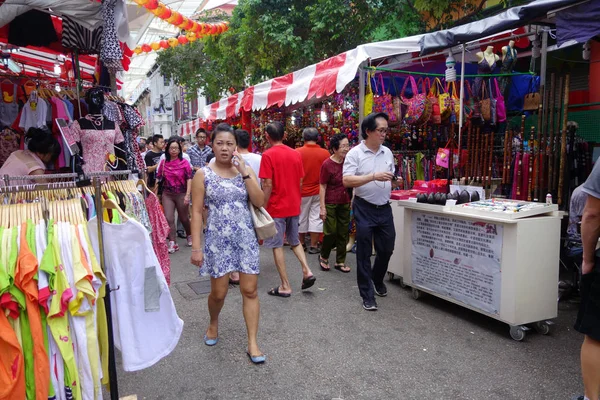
[493,78,506,123]
[401,76,432,126]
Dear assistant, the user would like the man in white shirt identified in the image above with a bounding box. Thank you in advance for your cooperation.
[343,112,400,311]
[234,129,261,176]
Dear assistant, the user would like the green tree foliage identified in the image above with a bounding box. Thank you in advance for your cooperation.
[156,0,511,102]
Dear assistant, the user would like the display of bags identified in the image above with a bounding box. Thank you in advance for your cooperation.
[401,76,432,126]
[523,77,541,111]
[426,78,442,124]
[480,82,492,122]
[492,78,506,123]
[445,81,461,121]
[249,204,276,240]
[373,74,397,122]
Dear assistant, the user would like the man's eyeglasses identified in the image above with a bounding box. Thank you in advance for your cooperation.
[374,127,389,134]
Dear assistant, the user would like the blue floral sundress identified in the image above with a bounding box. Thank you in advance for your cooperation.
[199,167,260,278]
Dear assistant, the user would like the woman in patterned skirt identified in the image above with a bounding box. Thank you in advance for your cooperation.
[190,123,266,364]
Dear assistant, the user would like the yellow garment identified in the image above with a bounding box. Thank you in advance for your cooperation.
[81,226,109,387]
[68,225,95,317]
[43,220,81,400]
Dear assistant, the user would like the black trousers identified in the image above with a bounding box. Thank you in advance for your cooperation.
[353,196,396,301]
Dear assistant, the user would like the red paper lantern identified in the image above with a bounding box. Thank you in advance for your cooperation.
[190,22,200,33]
[154,4,171,19]
[178,35,188,45]
[144,0,158,10]
[159,40,169,49]
[197,23,207,34]
[141,44,152,53]
[209,24,217,35]
[167,11,183,26]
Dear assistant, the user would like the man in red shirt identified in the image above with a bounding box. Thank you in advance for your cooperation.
[259,122,316,297]
[296,127,331,253]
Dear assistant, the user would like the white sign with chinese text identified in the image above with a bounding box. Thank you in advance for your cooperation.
[411,212,503,314]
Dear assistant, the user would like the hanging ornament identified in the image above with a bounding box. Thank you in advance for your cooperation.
[151,42,161,51]
[167,11,183,26]
[168,37,179,47]
[141,44,152,53]
[159,39,169,49]
[186,31,197,42]
[135,0,151,6]
[153,4,171,19]
[178,35,188,45]
[134,46,143,55]
[209,24,218,35]
[143,0,158,10]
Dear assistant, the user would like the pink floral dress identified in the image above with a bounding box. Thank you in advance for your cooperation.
[70,118,124,174]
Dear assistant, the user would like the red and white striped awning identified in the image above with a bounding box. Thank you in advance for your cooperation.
[178,118,204,137]
[204,34,424,120]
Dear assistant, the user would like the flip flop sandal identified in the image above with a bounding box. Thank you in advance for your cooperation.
[319,256,330,271]
[267,287,291,298]
[301,275,316,290]
[334,264,351,273]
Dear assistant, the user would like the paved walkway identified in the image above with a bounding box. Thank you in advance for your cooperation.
[111,243,583,400]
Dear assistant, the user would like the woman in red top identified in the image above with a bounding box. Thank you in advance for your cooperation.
[157,137,193,253]
[318,133,352,273]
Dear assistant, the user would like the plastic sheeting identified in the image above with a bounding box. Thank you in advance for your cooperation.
[556,0,600,46]
[419,0,586,56]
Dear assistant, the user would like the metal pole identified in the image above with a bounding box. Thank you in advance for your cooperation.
[539,28,549,137]
[458,45,466,148]
[358,62,366,129]
[93,177,119,400]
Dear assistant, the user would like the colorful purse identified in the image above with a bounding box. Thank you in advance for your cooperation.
[373,74,397,122]
[446,81,461,120]
[401,76,432,126]
[426,78,442,125]
[492,78,506,123]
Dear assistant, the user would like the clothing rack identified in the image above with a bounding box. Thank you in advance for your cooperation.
[0,170,138,400]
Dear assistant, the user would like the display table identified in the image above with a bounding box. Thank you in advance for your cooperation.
[390,199,561,341]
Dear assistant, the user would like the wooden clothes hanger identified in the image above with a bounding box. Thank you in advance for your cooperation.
[102,198,128,221]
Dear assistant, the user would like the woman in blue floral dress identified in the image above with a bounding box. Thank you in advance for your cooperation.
[190,123,266,364]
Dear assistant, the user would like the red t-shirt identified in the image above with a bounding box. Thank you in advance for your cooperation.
[296,143,330,197]
[259,144,305,218]
[320,158,351,204]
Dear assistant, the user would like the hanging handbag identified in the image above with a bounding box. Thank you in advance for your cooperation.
[434,78,452,121]
[426,77,442,125]
[493,78,506,123]
[446,81,461,119]
[363,71,373,117]
[248,203,277,240]
[373,74,397,122]
[401,76,432,126]
[480,82,492,122]
[391,78,404,123]
[489,80,497,126]
[523,77,541,111]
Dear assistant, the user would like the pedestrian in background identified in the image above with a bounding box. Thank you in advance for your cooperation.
[343,112,399,311]
[297,127,330,253]
[188,128,214,173]
[157,137,193,253]
[190,123,266,364]
[319,133,352,273]
[259,121,316,297]
[234,129,262,177]
[573,160,600,400]
[144,134,165,192]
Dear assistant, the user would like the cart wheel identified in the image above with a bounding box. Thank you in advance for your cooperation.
[399,277,407,288]
[411,288,422,300]
[534,321,551,335]
[387,272,395,281]
[509,326,526,341]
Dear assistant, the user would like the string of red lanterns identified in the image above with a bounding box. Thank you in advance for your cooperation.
[134,31,200,55]
[132,0,229,37]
